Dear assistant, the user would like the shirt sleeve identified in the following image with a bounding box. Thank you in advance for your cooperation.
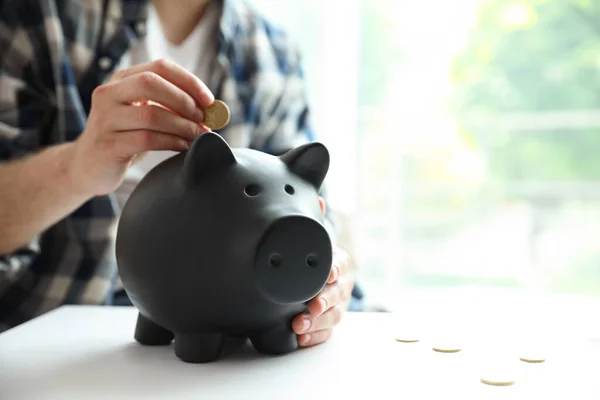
[0,2,49,279]
[248,29,315,152]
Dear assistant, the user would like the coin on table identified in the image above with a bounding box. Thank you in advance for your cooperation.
[480,376,515,386]
[395,335,420,343]
[202,99,230,130]
[393,324,422,343]
[519,354,546,363]
[518,343,547,363]
[432,343,462,353]
[479,362,516,387]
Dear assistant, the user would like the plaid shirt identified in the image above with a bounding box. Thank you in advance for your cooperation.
[0,0,344,332]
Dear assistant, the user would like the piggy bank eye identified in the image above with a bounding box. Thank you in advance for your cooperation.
[284,184,295,195]
[244,184,261,197]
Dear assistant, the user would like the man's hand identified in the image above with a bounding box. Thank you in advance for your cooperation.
[68,58,214,197]
[292,197,355,347]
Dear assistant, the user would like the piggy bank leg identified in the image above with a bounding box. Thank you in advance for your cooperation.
[249,323,298,355]
[174,333,225,363]
[134,313,174,345]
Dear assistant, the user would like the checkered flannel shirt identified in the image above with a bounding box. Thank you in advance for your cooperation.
[0,0,346,332]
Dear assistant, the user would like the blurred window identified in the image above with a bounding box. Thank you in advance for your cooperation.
[250,0,600,311]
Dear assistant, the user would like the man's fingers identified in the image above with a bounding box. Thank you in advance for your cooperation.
[313,305,343,331]
[291,244,355,349]
[110,58,214,107]
[326,264,339,284]
[109,72,205,124]
[110,104,203,142]
[298,328,333,347]
[307,281,341,317]
[115,129,191,157]
[293,304,344,336]
[325,249,342,284]
[333,247,351,279]
[326,248,349,284]
[297,307,343,346]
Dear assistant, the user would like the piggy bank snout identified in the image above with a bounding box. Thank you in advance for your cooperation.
[254,215,332,305]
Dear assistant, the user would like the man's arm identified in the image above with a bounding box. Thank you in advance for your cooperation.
[0,4,90,256]
[0,144,91,255]
[0,5,215,260]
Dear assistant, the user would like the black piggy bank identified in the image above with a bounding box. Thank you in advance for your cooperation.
[115,131,333,363]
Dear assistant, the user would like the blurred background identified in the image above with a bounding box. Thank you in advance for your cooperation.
[250,0,600,324]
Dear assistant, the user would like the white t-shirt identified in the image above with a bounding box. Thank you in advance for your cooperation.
[113,1,220,209]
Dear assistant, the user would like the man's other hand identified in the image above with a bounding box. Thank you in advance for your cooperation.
[292,197,355,347]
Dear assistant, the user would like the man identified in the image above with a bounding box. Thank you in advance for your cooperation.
[0,0,364,347]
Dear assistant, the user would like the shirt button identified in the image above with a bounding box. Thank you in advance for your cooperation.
[135,21,146,35]
[98,56,113,71]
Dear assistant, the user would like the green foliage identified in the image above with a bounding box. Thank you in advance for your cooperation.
[450,0,600,181]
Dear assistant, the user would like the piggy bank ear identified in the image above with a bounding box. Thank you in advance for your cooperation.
[181,132,237,186]
[280,142,330,190]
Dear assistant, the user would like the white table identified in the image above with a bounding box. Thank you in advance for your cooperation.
[1,303,599,399]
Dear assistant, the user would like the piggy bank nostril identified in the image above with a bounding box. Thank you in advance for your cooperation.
[284,184,295,195]
[306,254,318,268]
[269,253,282,268]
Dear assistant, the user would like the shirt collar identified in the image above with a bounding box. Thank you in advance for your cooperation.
[118,0,244,54]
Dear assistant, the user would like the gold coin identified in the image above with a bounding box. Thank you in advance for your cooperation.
[480,377,515,387]
[432,344,461,353]
[519,346,547,363]
[480,364,516,387]
[202,99,230,130]
[433,347,461,353]
[395,337,420,343]
[519,355,546,363]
